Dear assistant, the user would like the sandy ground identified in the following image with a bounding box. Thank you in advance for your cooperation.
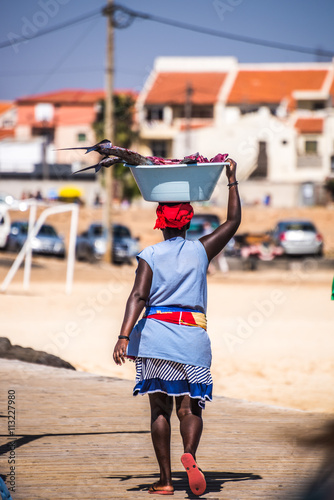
[1,246,333,415]
[1,204,334,414]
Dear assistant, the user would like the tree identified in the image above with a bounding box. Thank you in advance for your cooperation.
[93,92,140,201]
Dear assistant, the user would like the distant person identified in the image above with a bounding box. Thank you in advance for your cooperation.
[263,194,271,206]
[35,190,43,201]
[94,193,102,207]
[113,158,241,496]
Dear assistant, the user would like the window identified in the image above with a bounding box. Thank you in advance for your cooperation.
[305,140,318,155]
[150,140,168,158]
[113,226,131,238]
[146,107,163,121]
[297,100,326,111]
[78,133,87,142]
[173,105,213,119]
[31,127,54,142]
[38,225,57,237]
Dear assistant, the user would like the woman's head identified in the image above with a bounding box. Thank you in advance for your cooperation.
[154,203,194,231]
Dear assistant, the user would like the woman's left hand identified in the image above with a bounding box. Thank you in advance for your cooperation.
[113,339,129,365]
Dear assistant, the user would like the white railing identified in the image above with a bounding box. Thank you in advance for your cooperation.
[1,202,79,295]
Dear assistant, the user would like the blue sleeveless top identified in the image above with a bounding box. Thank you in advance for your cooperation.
[127,237,212,368]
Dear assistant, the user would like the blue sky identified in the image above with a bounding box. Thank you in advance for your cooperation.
[1,0,334,101]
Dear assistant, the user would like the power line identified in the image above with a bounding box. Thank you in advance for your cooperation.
[1,3,333,60]
[111,4,334,58]
[0,67,104,77]
[0,8,101,50]
[29,17,101,96]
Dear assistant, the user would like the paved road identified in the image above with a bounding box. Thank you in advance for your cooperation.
[0,359,332,499]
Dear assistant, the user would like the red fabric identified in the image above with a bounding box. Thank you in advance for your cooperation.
[154,203,194,230]
[145,311,206,331]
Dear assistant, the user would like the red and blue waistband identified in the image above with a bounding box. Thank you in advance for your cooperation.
[143,306,207,331]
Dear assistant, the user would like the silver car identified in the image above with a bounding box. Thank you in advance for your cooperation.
[272,220,323,256]
[7,221,66,258]
[75,223,140,264]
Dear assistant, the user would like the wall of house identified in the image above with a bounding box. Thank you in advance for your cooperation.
[0,139,55,172]
[55,125,99,165]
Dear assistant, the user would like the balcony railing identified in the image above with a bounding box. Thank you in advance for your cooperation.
[297,155,322,168]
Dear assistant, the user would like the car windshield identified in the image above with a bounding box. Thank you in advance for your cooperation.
[38,225,58,237]
[13,222,28,234]
[92,226,105,237]
[282,222,316,232]
[114,226,131,238]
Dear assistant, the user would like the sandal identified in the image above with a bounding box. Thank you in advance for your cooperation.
[148,483,174,495]
[181,453,206,496]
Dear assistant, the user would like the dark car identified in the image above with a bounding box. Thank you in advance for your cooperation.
[75,222,140,264]
[7,221,66,258]
[272,220,323,256]
[186,214,237,256]
[186,214,220,241]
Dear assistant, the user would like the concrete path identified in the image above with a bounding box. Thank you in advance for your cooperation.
[0,359,332,499]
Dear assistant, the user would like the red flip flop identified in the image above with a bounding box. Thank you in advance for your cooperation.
[181,453,206,496]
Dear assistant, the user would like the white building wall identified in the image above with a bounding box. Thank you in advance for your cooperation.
[0,139,55,172]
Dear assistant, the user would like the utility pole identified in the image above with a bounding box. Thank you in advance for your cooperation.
[102,0,114,264]
[184,82,193,155]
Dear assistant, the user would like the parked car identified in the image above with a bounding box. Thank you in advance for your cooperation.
[75,222,140,264]
[272,220,324,256]
[6,221,66,258]
[0,205,11,250]
[186,214,220,241]
[186,214,237,256]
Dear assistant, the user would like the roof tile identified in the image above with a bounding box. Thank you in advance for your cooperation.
[145,72,227,105]
[295,117,324,134]
[227,69,329,105]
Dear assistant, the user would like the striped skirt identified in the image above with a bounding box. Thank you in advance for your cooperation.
[133,357,213,408]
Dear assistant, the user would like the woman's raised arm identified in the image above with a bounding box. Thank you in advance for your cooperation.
[199,158,241,262]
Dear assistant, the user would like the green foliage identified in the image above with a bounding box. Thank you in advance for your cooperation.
[93,93,140,201]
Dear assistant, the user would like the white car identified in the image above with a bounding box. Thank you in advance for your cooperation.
[272,220,324,256]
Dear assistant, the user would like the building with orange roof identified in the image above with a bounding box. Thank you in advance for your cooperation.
[0,88,138,204]
[0,101,16,140]
[15,88,106,167]
[136,57,334,207]
[0,89,108,204]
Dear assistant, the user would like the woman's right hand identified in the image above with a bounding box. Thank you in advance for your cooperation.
[225,158,237,182]
[113,338,129,365]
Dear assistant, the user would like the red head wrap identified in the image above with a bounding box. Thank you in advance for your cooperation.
[154,203,194,230]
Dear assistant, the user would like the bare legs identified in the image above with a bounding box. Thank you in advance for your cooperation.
[149,393,174,488]
[148,393,203,488]
[176,395,203,461]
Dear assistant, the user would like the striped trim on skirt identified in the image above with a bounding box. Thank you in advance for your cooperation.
[133,357,213,409]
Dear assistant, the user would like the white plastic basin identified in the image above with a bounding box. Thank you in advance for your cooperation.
[126,162,228,202]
